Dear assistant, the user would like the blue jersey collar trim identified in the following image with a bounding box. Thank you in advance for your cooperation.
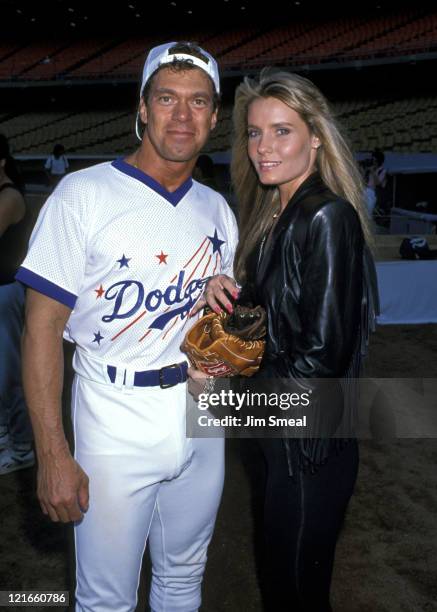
[112,157,193,207]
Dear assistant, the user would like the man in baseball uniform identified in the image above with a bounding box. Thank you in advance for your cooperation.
[18,42,238,612]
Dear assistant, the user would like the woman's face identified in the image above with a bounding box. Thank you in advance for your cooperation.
[247,96,320,206]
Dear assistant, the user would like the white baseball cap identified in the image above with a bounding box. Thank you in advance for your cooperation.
[140,41,220,97]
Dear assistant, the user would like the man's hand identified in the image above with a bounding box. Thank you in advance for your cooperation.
[22,289,81,523]
[190,274,239,317]
[187,366,211,401]
[37,451,89,523]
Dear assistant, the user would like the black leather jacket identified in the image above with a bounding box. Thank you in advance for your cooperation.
[242,172,379,472]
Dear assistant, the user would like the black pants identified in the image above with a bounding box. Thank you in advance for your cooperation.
[259,438,359,612]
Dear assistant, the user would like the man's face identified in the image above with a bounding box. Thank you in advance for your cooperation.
[139,66,217,163]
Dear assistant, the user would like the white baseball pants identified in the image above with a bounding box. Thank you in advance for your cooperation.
[71,372,224,612]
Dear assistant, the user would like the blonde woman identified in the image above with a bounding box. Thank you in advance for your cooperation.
[190,69,378,610]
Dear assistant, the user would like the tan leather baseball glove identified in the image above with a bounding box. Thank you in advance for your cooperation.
[181,305,266,377]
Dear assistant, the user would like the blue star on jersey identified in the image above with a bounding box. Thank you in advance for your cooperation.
[117,254,131,269]
[207,229,226,255]
[92,331,104,345]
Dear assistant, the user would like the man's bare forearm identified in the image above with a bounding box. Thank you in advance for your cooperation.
[22,290,89,522]
[22,290,72,461]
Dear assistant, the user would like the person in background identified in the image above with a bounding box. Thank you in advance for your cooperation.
[44,143,69,188]
[371,148,391,218]
[371,148,387,191]
[193,153,218,190]
[361,159,377,217]
[0,134,34,474]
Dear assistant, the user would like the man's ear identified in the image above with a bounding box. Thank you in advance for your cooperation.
[210,108,218,132]
[139,97,148,125]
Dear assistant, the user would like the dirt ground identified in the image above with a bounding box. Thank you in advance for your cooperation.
[1,192,436,610]
[0,324,436,611]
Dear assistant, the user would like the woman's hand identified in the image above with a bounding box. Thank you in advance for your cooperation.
[190,274,239,317]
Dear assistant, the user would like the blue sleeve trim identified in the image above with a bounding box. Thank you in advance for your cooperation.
[15,267,77,309]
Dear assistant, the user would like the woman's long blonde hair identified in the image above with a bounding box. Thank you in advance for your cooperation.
[231,69,372,283]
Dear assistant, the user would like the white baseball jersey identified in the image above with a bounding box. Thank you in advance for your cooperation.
[17,158,238,370]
